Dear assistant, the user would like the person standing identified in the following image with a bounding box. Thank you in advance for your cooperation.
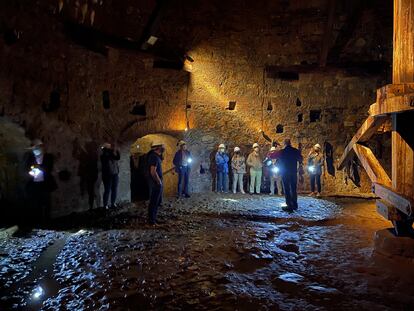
[266,146,283,196]
[100,142,120,209]
[231,147,246,194]
[215,144,229,193]
[25,139,56,225]
[307,143,324,197]
[147,142,165,225]
[173,140,192,198]
[247,143,263,195]
[278,139,303,211]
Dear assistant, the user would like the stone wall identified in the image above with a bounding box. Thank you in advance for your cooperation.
[0,0,392,217]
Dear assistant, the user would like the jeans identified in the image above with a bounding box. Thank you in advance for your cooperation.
[249,168,262,194]
[310,174,321,193]
[282,174,298,209]
[232,173,245,193]
[102,174,119,207]
[148,182,163,224]
[270,174,283,195]
[217,171,228,192]
[177,166,190,196]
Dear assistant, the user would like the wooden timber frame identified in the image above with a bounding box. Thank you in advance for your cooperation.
[338,0,414,236]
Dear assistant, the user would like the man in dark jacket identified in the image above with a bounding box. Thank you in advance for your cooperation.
[100,142,120,209]
[25,139,56,224]
[173,140,192,198]
[278,139,303,211]
[147,141,165,225]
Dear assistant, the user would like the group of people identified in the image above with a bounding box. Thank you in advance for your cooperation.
[25,137,325,225]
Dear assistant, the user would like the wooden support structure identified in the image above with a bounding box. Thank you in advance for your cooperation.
[337,115,388,170]
[338,0,414,235]
[353,144,391,186]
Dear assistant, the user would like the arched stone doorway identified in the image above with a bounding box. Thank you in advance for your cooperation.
[130,134,178,201]
[0,117,31,225]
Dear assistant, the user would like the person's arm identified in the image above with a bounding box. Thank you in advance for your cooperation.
[246,154,252,167]
[215,153,222,165]
[112,150,120,160]
[150,165,162,186]
[173,152,180,167]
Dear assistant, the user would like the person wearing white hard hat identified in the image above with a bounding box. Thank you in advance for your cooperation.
[246,143,263,194]
[25,139,56,224]
[307,143,324,197]
[173,140,192,198]
[265,145,283,196]
[215,144,229,192]
[147,141,165,225]
[231,147,246,194]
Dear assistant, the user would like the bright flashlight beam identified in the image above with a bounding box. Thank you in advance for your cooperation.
[32,286,44,300]
[187,158,193,164]
[308,166,316,173]
[272,167,280,174]
[29,166,42,178]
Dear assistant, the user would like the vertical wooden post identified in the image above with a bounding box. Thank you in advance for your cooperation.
[392,0,414,200]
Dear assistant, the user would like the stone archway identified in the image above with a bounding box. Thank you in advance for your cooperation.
[0,117,31,225]
[130,133,178,200]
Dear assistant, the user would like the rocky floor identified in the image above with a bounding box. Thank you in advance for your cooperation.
[1,193,414,310]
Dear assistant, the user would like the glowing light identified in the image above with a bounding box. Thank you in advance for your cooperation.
[32,286,44,300]
[73,229,88,236]
[272,166,280,174]
[187,158,193,164]
[266,160,272,166]
[29,166,42,178]
[184,127,188,132]
[308,165,316,173]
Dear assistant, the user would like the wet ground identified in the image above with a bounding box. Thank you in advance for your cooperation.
[1,194,414,310]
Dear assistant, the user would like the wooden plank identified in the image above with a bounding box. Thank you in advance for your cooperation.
[352,143,392,186]
[337,115,388,169]
[373,182,413,216]
[393,0,414,83]
[392,112,414,199]
[376,199,402,221]
[376,83,414,104]
[370,94,414,116]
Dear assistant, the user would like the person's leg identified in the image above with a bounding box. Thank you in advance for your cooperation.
[282,176,291,207]
[249,168,256,194]
[316,174,321,193]
[217,172,222,192]
[111,174,119,207]
[256,170,262,194]
[291,174,298,209]
[232,172,238,193]
[238,174,245,193]
[148,183,161,224]
[270,175,275,195]
[310,174,315,193]
[223,173,229,192]
[276,176,284,195]
[102,176,111,207]
[177,169,183,196]
[184,167,190,195]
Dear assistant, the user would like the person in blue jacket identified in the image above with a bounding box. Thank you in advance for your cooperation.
[173,140,192,198]
[215,143,229,193]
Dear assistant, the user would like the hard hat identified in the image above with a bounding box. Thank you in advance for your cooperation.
[252,143,259,148]
[151,141,164,148]
[102,142,111,149]
[178,140,186,146]
[28,139,43,149]
[234,146,241,152]
[270,146,276,151]
[314,143,322,150]
[218,143,225,149]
